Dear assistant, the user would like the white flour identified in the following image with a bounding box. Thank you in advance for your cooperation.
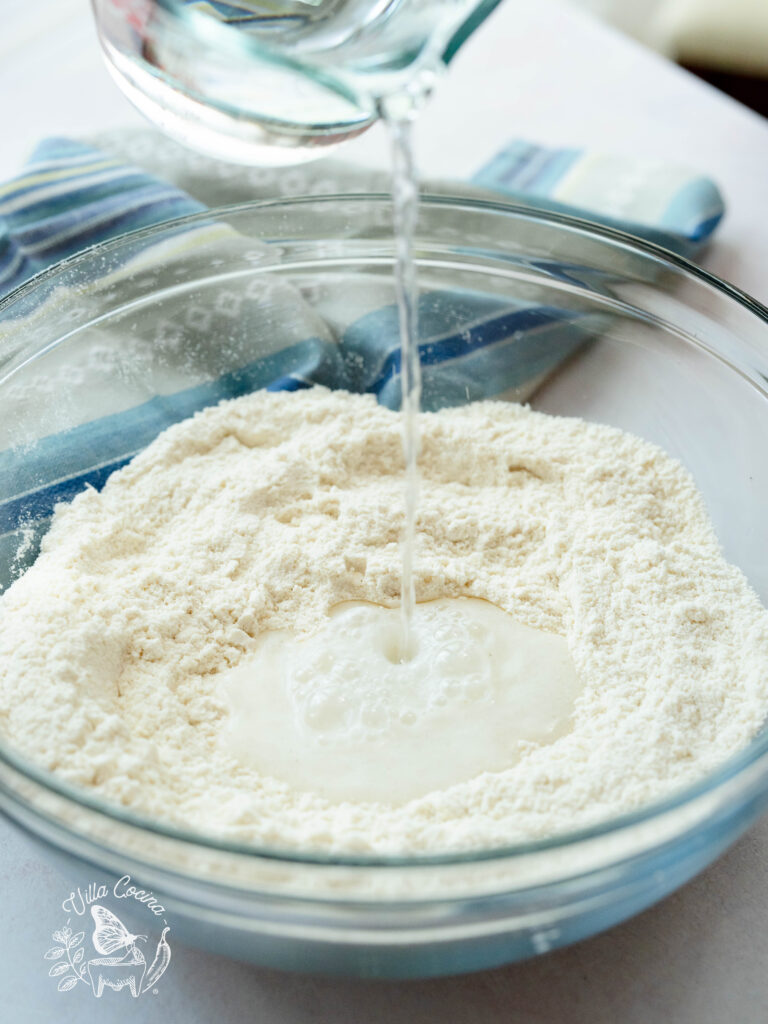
[1,387,767,854]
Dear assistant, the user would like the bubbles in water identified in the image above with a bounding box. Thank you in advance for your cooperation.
[361,703,388,730]
[463,675,488,702]
[436,645,476,676]
[469,621,487,640]
[304,692,346,731]
[219,598,582,804]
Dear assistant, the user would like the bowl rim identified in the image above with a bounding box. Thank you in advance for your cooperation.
[3,191,768,325]
[2,192,768,870]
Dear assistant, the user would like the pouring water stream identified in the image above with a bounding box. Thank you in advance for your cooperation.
[216,49,585,799]
[385,108,422,661]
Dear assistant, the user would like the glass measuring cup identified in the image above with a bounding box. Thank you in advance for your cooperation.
[91,0,503,165]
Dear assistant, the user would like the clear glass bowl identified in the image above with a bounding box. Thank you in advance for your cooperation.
[1,196,768,978]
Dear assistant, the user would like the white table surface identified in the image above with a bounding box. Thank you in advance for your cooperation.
[2,1,768,1021]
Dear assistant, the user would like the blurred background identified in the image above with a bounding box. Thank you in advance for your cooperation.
[569,0,768,114]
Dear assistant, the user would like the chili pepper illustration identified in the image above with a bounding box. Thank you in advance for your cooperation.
[142,926,171,992]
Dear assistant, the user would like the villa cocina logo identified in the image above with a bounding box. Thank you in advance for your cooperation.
[44,876,171,998]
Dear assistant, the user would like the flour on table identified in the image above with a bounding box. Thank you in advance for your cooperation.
[1,387,767,855]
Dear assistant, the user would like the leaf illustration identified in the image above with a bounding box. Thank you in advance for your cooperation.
[52,931,66,944]
[72,948,84,964]
[44,947,65,960]
[62,927,71,939]
[49,963,69,978]
[58,977,77,993]
[69,932,84,949]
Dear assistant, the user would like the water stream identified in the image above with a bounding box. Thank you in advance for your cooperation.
[218,87,586,799]
[383,103,423,662]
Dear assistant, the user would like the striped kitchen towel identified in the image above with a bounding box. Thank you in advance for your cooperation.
[0,135,725,588]
[473,141,724,255]
[0,135,723,300]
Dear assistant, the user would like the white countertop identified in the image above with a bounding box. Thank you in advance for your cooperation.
[3,1,768,1021]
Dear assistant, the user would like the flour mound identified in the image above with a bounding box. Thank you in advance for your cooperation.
[1,388,767,854]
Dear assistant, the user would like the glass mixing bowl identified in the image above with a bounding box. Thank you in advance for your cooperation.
[1,196,768,978]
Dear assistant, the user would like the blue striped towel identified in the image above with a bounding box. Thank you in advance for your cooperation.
[0,135,724,589]
[0,136,723,295]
